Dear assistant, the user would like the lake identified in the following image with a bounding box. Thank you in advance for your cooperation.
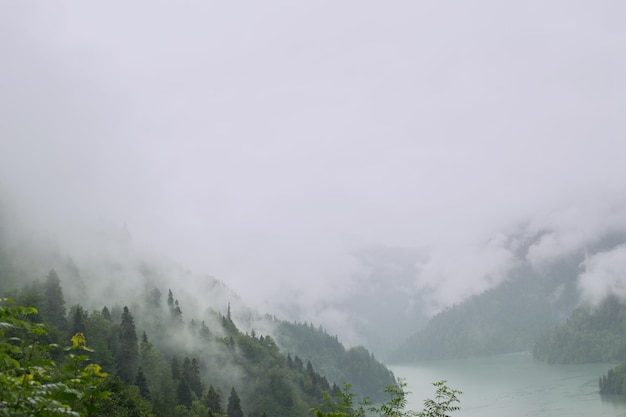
[388,352,626,417]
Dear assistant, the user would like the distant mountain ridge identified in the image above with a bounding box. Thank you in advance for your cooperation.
[389,231,626,362]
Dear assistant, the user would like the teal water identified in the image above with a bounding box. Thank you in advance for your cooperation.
[388,352,626,417]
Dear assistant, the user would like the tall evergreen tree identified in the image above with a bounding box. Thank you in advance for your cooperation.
[227,387,244,417]
[147,287,162,309]
[183,356,192,379]
[190,358,202,398]
[70,304,87,335]
[172,300,183,325]
[177,378,193,408]
[102,306,112,321]
[135,366,151,399]
[118,306,139,383]
[42,269,67,330]
[205,385,223,415]
[167,289,174,308]
[199,321,211,340]
[171,355,181,380]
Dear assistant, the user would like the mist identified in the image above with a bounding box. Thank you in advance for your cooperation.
[2,1,626,349]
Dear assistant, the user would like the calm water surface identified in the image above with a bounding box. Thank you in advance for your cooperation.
[388,352,626,417]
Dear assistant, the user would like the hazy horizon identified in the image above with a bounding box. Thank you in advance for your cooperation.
[2,1,626,336]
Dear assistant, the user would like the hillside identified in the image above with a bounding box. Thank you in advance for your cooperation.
[0,227,395,416]
[534,294,626,364]
[388,232,626,362]
[388,255,579,361]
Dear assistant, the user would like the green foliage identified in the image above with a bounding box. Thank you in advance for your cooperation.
[90,377,152,417]
[599,363,626,395]
[313,382,366,417]
[533,295,626,363]
[177,378,193,409]
[391,273,565,361]
[0,298,109,417]
[42,269,68,331]
[205,384,223,414]
[2,273,400,417]
[118,307,139,383]
[312,378,461,417]
[135,367,150,399]
[415,381,461,417]
[275,321,395,401]
[226,387,243,417]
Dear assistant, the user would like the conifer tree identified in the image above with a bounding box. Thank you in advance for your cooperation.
[200,321,211,340]
[118,306,139,383]
[181,356,203,397]
[177,378,193,408]
[135,366,151,399]
[183,356,192,380]
[294,355,304,371]
[227,387,244,417]
[70,304,87,335]
[167,289,174,306]
[205,385,223,415]
[147,287,162,309]
[171,355,181,380]
[102,306,112,321]
[190,357,203,397]
[42,269,67,330]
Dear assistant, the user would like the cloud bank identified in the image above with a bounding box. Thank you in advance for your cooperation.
[1,1,626,327]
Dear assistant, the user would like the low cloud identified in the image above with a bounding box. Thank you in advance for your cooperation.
[579,245,626,305]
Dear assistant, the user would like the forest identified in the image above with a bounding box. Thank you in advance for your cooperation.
[533,294,626,364]
[389,257,579,362]
[0,267,397,417]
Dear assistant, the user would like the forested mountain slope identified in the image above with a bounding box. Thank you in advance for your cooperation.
[389,255,580,361]
[2,267,394,417]
[389,232,626,362]
[0,224,395,416]
[534,294,626,364]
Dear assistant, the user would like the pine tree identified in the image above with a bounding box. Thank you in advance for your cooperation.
[167,289,174,307]
[205,385,223,415]
[227,387,244,417]
[190,358,203,398]
[147,287,162,309]
[70,304,87,335]
[177,378,193,408]
[294,355,304,371]
[102,306,112,321]
[183,356,192,380]
[135,366,151,399]
[118,306,139,383]
[42,269,67,330]
[171,355,181,380]
[200,321,211,340]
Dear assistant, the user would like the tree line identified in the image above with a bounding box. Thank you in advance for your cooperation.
[0,269,402,417]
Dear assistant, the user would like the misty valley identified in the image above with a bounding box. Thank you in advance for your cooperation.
[4,221,626,417]
[3,0,626,416]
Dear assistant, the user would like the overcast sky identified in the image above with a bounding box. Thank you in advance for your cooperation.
[1,1,626,312]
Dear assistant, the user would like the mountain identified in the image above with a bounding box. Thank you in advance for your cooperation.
[0,220,396,416]
[389,232,626,362]
[534,294,626,364]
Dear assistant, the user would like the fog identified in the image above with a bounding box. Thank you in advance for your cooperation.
[1,1,626,346]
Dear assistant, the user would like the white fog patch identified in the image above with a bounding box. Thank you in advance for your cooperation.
[578,245,626,305]
[414,233,519,314]
[526,202,626,266]
[526,231,583,266]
